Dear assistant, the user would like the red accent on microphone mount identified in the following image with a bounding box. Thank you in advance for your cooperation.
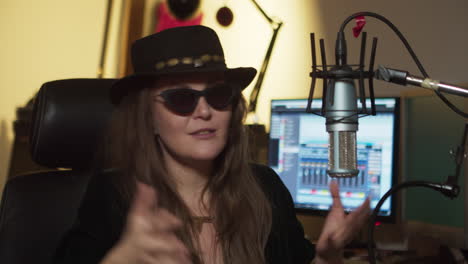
[353,16,367,38]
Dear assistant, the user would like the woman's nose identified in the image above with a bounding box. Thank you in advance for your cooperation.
[192,96,212,119]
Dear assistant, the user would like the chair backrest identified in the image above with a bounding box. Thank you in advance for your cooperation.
[0,78,117,264]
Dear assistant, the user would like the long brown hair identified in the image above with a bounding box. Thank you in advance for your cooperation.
[102,81,272,263]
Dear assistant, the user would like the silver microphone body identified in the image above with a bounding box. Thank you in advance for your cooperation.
[325,79,360,178]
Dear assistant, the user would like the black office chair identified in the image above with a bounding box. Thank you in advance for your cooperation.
[0,78,117,264]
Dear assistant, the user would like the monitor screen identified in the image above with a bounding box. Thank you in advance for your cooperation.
[268,98,399,221]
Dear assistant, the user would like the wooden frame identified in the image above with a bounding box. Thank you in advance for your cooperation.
[118,0,146,77]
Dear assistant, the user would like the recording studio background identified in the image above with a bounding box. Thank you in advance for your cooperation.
[1,0,467,254]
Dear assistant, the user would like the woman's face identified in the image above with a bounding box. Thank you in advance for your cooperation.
[150,73,233,163]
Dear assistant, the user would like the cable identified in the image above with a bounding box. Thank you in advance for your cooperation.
[339,12,468,118]
[367,181,457,264]
[335,12,467,263]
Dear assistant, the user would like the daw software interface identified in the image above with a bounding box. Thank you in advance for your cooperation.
[268,98,399,217]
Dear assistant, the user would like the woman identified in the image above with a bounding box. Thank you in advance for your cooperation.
[54,25,369,264]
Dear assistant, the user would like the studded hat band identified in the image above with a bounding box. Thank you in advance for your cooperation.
[155,54,225,70]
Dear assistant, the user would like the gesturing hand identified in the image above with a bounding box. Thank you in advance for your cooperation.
[315,181,370,264]
[101,182,192,264]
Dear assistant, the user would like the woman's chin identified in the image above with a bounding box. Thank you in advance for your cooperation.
[187,151,222,162]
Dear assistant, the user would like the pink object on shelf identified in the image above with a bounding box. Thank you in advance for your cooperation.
[155,2,203,33]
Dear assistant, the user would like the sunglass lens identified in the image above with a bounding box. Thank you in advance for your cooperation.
[205,84,236,110]
[164,89,197,114]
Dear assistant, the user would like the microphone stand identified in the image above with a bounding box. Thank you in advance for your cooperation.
[367,123,466,263]
[332,12,467,264]
[97,0,113,78]
[247,0,283,114]
[309,11,468,263]
[375,65,468,98]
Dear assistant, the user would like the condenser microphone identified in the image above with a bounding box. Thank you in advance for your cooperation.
[325,32,360,178]
[325,77,360,178]
[308,30,377,178]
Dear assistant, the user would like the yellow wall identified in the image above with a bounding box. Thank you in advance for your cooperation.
[0,0,325,192]
[0,0,110,192]
[200,0,325,125]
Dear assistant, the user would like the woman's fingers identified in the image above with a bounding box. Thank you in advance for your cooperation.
[110,182,191,264]
[142,232,189,256]
[340,197,371,244]
[151,208,183,232]
[139,250,192,264]
[351,197,370,221]
[347,197,371,231]
[129,182,158,218]
[128,183,182,232]
[329,180,344,210]
[338,197,371,246]
[316,182,373,260]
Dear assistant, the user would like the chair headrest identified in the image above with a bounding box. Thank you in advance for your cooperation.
[30,79,117,169]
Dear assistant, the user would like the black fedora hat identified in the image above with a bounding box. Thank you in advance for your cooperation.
[110,25,257,105]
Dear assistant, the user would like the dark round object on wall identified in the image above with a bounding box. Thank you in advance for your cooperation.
[167,0,200,20]
[216,6,234,27]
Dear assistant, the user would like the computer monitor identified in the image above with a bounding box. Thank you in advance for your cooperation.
[268,98,400,222]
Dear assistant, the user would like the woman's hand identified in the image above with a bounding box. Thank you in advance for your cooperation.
[101,182,192,264]
[315,181,370,264]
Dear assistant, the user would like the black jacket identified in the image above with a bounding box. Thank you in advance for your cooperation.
[54,164,315,263]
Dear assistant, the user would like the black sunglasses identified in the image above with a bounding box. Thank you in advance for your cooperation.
[156,83,240,115]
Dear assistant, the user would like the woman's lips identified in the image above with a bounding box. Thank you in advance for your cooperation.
[190,129,216,139]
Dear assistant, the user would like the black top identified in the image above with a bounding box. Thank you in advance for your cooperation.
[53,164,315,264]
